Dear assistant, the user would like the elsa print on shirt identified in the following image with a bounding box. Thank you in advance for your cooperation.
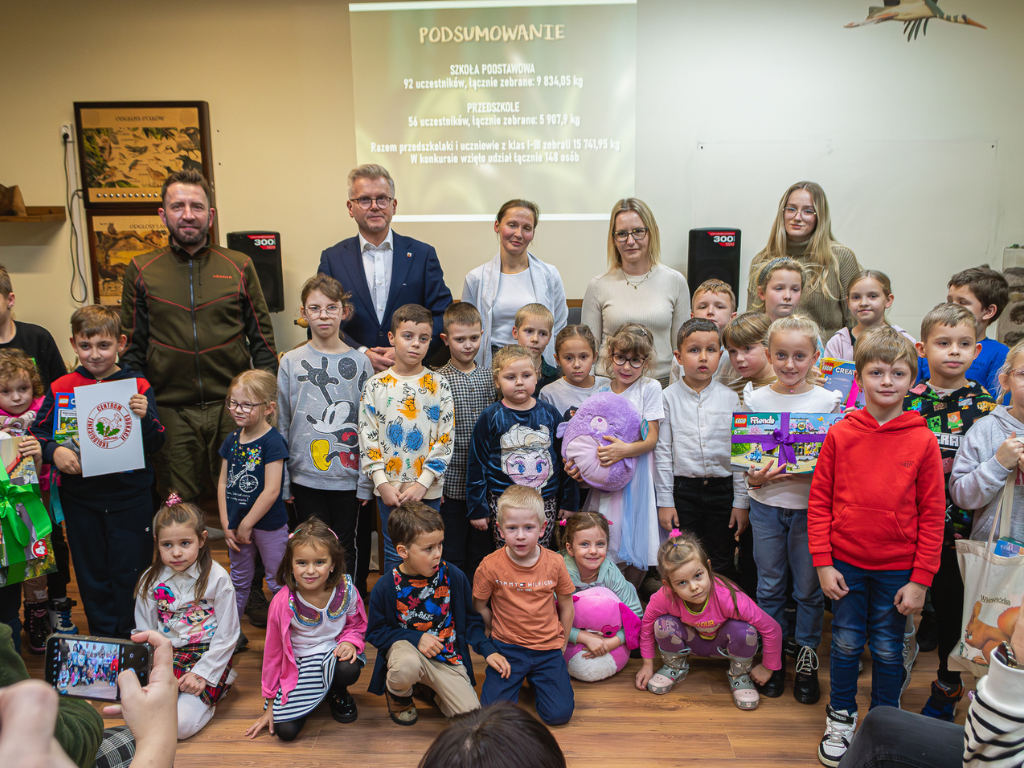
[500,423,552,488]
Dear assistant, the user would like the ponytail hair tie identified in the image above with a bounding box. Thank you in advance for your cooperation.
[166,493,182,507]
[558,519,567,527]
[670,528,681,538]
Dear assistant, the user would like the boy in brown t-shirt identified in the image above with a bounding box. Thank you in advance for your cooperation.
[473,485,575,725]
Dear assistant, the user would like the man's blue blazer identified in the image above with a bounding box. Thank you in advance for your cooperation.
[318,232,453,355]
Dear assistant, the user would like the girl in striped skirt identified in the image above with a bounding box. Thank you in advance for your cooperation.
[134,495,240,740]
[246,519,367,741]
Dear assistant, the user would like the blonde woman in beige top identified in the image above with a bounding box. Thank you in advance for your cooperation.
[746,182,861,340]
[581,198,689,386]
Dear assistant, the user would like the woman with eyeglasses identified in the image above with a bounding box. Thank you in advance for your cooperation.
[462,199,568,370]
[581,198,690,387]
[746,182,861,341]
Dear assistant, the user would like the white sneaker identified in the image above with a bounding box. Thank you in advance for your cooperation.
[818,705,857,767]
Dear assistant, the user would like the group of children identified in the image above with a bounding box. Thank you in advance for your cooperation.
[1,254,1017,767]
[55,641,118,692]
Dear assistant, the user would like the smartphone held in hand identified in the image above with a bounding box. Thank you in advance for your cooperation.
[43,634,152,702]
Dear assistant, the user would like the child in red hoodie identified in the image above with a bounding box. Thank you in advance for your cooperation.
[808,326,945,767]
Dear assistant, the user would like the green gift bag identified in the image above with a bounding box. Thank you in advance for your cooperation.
[0,455,52,571]
[0,534,56,587]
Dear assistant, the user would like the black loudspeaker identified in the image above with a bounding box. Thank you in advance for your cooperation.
[227,231,284,313]
[687,228,741,301]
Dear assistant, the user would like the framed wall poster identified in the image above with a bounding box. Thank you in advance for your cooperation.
[86,210,169,306]
[74,101,214,207]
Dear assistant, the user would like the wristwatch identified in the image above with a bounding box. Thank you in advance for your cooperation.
[999,642,1023,669]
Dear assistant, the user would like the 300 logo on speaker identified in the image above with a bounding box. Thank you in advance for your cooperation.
[247,235,278,249]
[708,231,737,245]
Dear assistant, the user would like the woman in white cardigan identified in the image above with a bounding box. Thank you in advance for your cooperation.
[461,199,568,369]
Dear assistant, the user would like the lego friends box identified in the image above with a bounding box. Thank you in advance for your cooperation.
[731,412,844,474]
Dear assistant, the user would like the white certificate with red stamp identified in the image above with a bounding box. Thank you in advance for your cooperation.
[73,379,145,477]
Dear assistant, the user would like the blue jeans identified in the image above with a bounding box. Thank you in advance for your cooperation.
[376,496,441,573]
[481,638,574,726]
[748,498,823,648]
[829,559,912,713]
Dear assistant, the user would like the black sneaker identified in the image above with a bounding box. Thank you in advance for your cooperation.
[784,636,799,658]
[47,598,78,635]
[245,589,270,628]
[24,601,52,654]
[793,646,821,705]
[234,630,249,653]
[916,610,939,653]
[757,653,785,698]
[328,690,358,723]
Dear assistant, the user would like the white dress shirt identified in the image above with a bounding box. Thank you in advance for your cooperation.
[359,229,394,324]
[655,378,748,509]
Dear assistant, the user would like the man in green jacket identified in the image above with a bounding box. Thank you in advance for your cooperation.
[120,169,278,507]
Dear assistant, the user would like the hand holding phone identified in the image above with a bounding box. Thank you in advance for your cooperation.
[45,635,151,702]
[103,630,178,768]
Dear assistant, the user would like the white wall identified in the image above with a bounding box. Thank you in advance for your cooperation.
[1,0,1021,360]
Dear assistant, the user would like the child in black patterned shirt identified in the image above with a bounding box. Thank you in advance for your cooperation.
[437,303,496,581]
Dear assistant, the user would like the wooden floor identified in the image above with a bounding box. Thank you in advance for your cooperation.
[23,540,973,768]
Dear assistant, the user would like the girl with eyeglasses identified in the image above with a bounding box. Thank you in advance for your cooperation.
[951,339,1024,547]
[217,368,290,649]
[572,323,664,589]
[746,182,862,341]
[277,275,375,598]
[582,198,689,386]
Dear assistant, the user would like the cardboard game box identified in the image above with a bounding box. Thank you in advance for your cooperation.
[731,411,844,474]
[820,358,861,409]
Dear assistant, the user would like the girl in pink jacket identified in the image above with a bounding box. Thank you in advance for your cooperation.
[246,519,367,741]
[635,530,781,710]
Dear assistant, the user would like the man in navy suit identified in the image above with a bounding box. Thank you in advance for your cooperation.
[319,164,452,372]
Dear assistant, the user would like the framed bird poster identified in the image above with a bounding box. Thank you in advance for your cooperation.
[85,209,168,306]
[74,101,214,208]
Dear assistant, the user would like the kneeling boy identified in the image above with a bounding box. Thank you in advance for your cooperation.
[366,501,509,725]
[473,485,575,725]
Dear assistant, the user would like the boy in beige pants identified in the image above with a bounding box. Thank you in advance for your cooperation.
[365,501,510,724]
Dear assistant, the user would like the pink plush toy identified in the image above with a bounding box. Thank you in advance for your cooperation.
[563,586,642,682]
[559,392,642,492]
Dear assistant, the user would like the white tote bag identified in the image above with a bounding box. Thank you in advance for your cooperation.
[951,473,1024,677]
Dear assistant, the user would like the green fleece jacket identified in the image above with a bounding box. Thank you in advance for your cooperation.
[120,239,278,406]
[0,624,102,767]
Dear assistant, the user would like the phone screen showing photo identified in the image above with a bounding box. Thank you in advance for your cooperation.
[48,637,149,702]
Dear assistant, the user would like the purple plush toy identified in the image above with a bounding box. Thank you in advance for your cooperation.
[559,392,641,492]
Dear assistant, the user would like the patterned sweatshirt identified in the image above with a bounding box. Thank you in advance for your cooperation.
[903,379,996,544]
[358,367,454,500]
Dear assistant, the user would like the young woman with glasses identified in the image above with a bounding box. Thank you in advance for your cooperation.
[746,182,861,342]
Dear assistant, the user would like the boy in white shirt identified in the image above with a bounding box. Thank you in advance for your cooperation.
[655,317,748,581]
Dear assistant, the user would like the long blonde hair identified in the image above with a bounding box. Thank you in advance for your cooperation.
[752,182,844,301]
[606,198,661,269]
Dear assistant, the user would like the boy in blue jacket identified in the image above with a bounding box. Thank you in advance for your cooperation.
[366,501,509,725]
[34,306,165,638]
